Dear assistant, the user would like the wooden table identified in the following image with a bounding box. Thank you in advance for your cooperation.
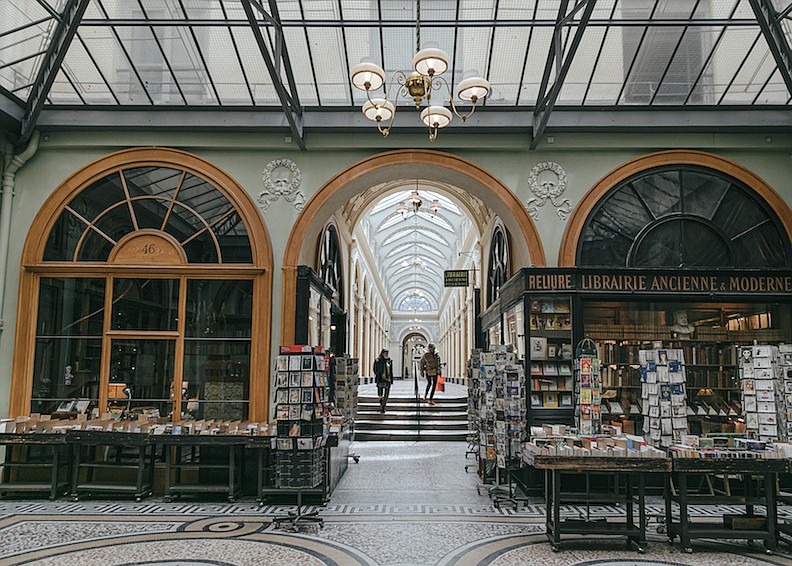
[0,433,69,499]
[67,430,154,502]
[153,435,248,502]
[667,458,785,554]
[533,455,672,553]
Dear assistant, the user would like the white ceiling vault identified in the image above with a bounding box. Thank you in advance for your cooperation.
[344,179,484,314]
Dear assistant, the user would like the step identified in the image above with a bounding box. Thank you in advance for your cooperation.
[358,396,467,404]
[355,419,470,430]
[354,430,470,441]
[352,411,469,420]
[357,402,467,412]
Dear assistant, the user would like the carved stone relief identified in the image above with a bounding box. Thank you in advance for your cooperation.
[257,158,305,213]
[524,161,573,221]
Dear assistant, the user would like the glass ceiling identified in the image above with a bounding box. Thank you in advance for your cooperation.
[366,185,470,313]
[2,0,792,113]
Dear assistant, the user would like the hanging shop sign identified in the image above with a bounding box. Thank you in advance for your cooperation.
[444,270,470,287]
[517,268,792,296]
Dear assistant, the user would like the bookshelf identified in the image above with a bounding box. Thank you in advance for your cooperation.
[528,296,574,424]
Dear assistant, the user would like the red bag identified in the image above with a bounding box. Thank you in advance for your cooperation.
[436,374,445,392]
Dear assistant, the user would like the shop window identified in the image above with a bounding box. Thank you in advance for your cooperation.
[20,151,268,421]
[578,166,791,268]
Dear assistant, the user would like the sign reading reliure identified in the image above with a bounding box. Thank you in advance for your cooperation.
[521,269,792,295]
[444,270,470,287]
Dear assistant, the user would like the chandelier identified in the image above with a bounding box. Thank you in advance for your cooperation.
[349,0,490,141]
[396,182,442,217]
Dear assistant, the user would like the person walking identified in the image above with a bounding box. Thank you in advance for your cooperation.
[373,349,393,413]
[420,343,441,405]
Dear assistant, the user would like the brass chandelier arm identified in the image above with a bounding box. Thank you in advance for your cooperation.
[363,71,409,137]
[429,75,479,123]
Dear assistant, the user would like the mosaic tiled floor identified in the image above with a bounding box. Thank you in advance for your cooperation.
[3,442,792,565]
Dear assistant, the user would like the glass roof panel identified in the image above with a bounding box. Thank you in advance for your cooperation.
[345,27,382,106]
[754,69,792,104]
[487,27,531,106]
[689,27,760,104]
[150,26,218,105]
[720,34,778,104]
[306,27,350,105]
[231,26,283,105]
[49,69,82,104]
[517,26,553,105]
[99,0,145,19]
[2,1,53,37]
[57,38,116,104]
[583,23,630,105]
[114,26,185,104]
[380,0,414,20]
[652,26,719,105]
[453,26,490,105]
[301,0,338,20]
[77,26,152,104]
[179,0,227,19]
[620,25,688,105]
[192,26,252,104]
[557,26,607,105]
[341,0,379,20]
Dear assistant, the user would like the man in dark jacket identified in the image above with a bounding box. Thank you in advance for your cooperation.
[420,343,441,405]
[373,349,393,413]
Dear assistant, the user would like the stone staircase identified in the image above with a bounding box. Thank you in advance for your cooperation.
[354,395,470,441]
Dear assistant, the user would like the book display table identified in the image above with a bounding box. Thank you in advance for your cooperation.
[154,435,248,502]
[533,455,672,553]
[666,458,784,553]
[67,431,155,502]
[0,433,70,499]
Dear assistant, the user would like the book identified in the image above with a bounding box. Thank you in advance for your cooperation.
[542,362,559,376]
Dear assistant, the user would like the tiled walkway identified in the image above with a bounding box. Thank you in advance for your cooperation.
[2,441,792,565]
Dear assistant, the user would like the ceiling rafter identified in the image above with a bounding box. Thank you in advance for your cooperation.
[748,0,792,99]
[531,0,596,151]
[239,0,305,150]
[17,0,91,147]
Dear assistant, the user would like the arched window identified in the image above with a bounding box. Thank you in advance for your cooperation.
[578,165,792,268]
[11,148,272,421]
[487,222,510,305]
[318,223,343,308]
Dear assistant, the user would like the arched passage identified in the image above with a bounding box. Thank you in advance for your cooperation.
[559,150,792,267]
[281,149,544,344]
[10,147,274,420]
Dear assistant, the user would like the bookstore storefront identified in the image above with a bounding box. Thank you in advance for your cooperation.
[481,151,792,434]
[482,268,792,434]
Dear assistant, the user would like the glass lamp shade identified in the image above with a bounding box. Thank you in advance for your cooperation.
[350,61,386,91]
[362,98,395,122]
[430,199,441,213]
[408,190,422,205]
[396,201,409,215]
[421,106,452,128]
[455,76,490,102]
[413,44,449,76]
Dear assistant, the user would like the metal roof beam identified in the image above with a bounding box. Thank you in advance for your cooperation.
[32,107,792,134]
[531,0,595,150]
[17,0,91,148]
[748,0,792,99]
[240,0,304,149]
[0,90,24,133]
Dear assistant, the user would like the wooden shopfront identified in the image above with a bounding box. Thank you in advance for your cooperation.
[481,267,792,432]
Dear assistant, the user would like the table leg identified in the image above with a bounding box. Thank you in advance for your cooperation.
[664,472,673,541]
[50,445,60,500]
[679,472,692,553]
[134,445,146,502]
[256,448,264,504]
[638,473,647,552]
[228,445,237,502]
[70,444,81,500]
[626,473,634,530]
[552,470,561,551]
[164,445,172,502]
[766,472,777,552]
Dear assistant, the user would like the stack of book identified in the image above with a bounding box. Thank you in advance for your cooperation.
[640,348,688,447]
[781,345,792,440]
[740,345,782,441]
[273,345,331,488]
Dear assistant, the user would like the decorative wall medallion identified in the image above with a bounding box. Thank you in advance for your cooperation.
[258,158,305,213]
[524,161,573,221]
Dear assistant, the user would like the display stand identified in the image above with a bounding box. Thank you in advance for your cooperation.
[0,433,69,499]
[67,430,154,501]
[271,488,324,531]
[155,435,247,502]
[666,458,783,553]
[534,455,671,553]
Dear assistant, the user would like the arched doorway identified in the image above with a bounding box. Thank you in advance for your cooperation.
[401,331,428,382]
[281,149,544,344]
[10,147,273,420]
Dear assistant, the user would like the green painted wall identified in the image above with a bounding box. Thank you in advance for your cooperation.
[2,130,791,418]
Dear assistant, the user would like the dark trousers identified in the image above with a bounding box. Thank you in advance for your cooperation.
[425,375,437,399]
[377,383,391,408]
